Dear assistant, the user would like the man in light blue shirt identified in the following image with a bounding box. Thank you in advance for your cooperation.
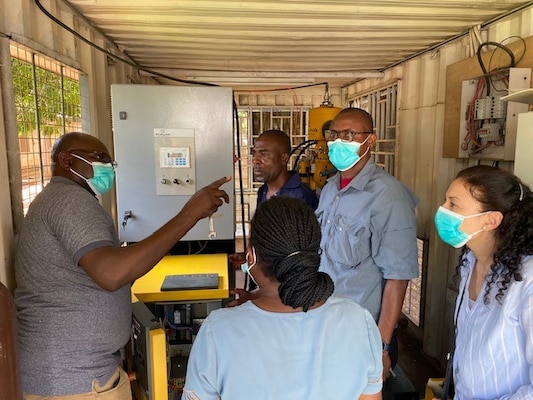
[316,108,419,380]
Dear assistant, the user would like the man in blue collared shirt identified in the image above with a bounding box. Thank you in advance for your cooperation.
[234,129,318,291]
[229,130,317,293]
[253,129,318,210]
[316,108,418,381]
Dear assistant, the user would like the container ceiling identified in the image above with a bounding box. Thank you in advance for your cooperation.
[59,0,533,87]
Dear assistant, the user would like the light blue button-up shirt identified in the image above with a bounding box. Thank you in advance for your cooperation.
[453,252,533,400]
[316,159,419,320]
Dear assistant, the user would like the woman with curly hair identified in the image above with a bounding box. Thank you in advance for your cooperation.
[434,165,533,399]
[183,196,382,400]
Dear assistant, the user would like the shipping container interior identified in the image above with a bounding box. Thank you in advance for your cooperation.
[1,1,533,399]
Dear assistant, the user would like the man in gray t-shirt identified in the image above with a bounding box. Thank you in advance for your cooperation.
[14,132,231,397]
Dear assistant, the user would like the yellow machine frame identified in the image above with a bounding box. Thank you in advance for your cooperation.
[130,254,230,400]
[304,104,341,191]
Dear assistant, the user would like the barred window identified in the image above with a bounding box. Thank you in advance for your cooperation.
[11,43,82,214]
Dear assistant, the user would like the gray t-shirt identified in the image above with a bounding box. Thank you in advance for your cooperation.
[15,176,131,396]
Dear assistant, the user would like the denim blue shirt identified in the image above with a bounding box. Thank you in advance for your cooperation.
[257,170,318,210]
[316,159,419,320]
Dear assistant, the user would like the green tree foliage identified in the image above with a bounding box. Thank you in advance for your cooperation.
[11,57,80,137]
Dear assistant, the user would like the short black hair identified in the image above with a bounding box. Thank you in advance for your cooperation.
[257,130,291,154]
[335,108,374,132]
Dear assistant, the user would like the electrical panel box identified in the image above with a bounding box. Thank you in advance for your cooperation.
[514,111,533,188]
[111,85,235,244]
[456,68,530,160]
[502,88,533,187]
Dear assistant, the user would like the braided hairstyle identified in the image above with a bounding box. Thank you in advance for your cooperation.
[452,165,533,304]
[250,196,334,311]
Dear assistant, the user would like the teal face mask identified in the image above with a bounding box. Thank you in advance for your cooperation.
[434,206,489,248]
[327,136,370,172]
[70,153,116,196]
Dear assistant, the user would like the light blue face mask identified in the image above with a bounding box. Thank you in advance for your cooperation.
[241,246,258,286]
[327,135,370,172]
[434,206,489,248]
[70,153,116,196]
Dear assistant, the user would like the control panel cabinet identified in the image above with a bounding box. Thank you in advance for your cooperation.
[111,85,235,243]
[455,67,531,160]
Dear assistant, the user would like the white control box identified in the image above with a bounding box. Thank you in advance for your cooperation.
[111,85,234,243]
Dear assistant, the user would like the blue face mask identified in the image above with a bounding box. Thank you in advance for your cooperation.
[70,153,116,196]
[434,206,489,248]
[241,247,258,286]
[327,136,370,172]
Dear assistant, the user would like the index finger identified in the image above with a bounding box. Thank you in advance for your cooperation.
[230,288,247,296]
[209,176,232,189]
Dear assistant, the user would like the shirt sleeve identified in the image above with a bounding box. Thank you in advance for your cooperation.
[363,309,384,394]
[370,194,418,280]
[182,319,220,400]
[46,188,117,262]
[512,273,533,400]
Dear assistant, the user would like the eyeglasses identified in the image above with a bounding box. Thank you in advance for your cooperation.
[69,149,118,168]
[325,130,372,142]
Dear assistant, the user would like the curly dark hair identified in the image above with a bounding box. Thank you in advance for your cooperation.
[250,196,334,311]
[452,165,533,304]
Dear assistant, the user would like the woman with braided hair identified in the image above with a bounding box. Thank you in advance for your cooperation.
[434,165,533,400]
[183,196,382,400]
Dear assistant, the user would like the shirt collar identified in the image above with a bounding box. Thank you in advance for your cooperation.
[328,158,376,191]
[283,170,301,189]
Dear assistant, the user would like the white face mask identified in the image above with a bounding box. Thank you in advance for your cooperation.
[241,246,258,287]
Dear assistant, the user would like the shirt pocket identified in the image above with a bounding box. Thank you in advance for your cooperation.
[324,214,369,268]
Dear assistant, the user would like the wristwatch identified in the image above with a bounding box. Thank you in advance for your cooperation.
[382,341,391,354]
